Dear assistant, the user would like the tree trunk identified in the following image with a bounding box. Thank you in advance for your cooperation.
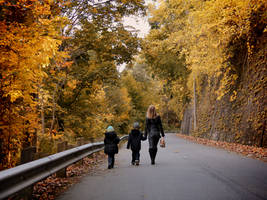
[49,84,58,136]
[193,77,197,131]
[40,89,45,135]
[260,121,265,147]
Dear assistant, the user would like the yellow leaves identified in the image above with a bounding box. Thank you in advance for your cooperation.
[7,90,23,103]
[230,90,237,102]
[120,87,131,105]
[39,19,51,26]
[120,113,129,121]
[163,0,265,100]
[52,132,64,140]
[0,0,67,169]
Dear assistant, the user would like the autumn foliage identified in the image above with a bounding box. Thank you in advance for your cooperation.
[0,0,147,169]
[142,0,266,146]
[0,0,266,170]
[0,0,66,169]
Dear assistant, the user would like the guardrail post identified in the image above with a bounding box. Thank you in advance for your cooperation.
[17,146,37,200]
[68,144,75,149]
[56,141,68,178]
[77,137,85,146]
[77,138,87,164]
[21,146,36,164]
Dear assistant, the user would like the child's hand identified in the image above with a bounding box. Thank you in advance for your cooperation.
[142,135,147,140]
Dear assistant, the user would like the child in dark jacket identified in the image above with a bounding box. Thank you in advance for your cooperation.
[127,122,146,165]
[104,126,120,169]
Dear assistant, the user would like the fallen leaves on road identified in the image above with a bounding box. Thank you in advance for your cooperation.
[176,134,267,162]
[32,152,106,200]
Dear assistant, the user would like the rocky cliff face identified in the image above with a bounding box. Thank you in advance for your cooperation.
[181,107,193,135]
[182,33,266,147]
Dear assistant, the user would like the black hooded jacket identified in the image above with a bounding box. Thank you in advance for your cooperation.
[145,115,165,138]
[104,131,120,154]
[127,129,146,151]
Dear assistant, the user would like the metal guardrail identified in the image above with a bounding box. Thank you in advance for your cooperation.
[0,135,128,199]
[165,130,178,134]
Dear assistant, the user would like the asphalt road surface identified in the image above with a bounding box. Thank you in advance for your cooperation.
[58,133,267,200]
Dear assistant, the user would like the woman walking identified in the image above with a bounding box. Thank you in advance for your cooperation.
[144,105,165,165]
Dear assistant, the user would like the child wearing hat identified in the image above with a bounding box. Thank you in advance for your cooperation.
[104,126,120,169]
[127,122,146,165]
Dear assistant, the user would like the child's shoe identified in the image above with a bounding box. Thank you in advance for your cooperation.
[135,160,139,165]
[131,161,135,165]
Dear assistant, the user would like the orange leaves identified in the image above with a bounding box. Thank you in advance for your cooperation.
[0,0,66,169]
[62,61,73,68]
[32,152,105,199]
[92,8,98,14]
[67,80,77,90]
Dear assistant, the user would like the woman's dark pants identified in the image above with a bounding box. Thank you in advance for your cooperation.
[148,136,160,164]
[108,153,115,168]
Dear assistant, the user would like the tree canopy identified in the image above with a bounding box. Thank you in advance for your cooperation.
[1,0,266,169]
[0,0,148,170]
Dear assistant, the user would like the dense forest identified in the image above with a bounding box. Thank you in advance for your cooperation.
[0,0,266,170]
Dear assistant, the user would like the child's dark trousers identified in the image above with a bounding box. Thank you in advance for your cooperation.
[108,153,115,168]
[131,150,140,162]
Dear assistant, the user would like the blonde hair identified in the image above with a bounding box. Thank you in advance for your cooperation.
[146,105,157,119]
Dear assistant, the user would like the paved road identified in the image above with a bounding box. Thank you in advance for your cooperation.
[58,134,267,200]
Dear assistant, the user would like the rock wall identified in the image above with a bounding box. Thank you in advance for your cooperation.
[181,107,193,135]
[182,33,267,147]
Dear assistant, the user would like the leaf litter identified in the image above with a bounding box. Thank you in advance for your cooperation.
[177,134,267,162]
[31,151,106,200]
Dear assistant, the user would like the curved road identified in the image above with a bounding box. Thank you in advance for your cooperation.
[58,134,267,200]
